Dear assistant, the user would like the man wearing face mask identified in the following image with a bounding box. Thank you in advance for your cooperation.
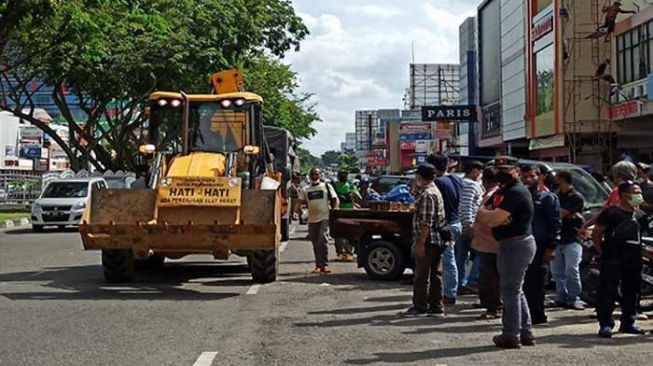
[333,170,359,262]
[399,163,447,317]
[592,181,649,338]
[296,167,339,274]
[476,156,536,349]
[521,165,561,325]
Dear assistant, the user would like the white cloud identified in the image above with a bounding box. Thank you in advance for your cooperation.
[289,0,478,156]
[345,4,402,18]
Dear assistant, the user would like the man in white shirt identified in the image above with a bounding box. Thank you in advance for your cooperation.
[297,168,339,273]
[457,160,484,293]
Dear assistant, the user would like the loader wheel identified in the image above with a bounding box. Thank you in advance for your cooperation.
[102,250,135,283]
[135,254,165,271]
[250,250,277,283]
[281,218,290,242]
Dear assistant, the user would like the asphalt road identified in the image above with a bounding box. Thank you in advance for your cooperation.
[2,224,653,366]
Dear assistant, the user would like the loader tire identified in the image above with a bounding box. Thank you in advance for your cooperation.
[250,250,277,283]
[102,250,135,283]
[135,254,165,271]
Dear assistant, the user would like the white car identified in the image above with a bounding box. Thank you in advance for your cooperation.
[31,178,108,232]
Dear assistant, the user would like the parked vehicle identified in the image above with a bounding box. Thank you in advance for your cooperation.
[329,209,413,280]
[31,177,108,232]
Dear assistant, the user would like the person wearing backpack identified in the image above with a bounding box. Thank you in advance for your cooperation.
[591,181,649,338]
[296,167,339,274]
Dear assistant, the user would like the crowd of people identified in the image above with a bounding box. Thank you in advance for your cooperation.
[293,153,653,349]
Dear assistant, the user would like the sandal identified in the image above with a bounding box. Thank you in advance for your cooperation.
[477,312,501,320]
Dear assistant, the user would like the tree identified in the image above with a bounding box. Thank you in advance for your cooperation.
[296,147,320,174]
[338,154,360,174]
[321,150,341,167]
[0,0,313,171]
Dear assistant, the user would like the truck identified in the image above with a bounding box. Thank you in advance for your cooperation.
[79,69,289,283]
[329,209,414,281]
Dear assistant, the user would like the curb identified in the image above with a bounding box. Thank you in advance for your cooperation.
[0,217,30,229]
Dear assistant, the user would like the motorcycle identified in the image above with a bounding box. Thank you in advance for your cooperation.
[580,235,653,307]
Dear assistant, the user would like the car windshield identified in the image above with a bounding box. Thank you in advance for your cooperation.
[189,102,246,153]
[42,182,88,198]
[556,169,608,208]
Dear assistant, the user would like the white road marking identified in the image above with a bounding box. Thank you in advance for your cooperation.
[246,284,261,295]
[280,241,288,252]
[192,352,218,366]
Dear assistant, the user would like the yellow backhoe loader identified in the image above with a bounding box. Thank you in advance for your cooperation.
[79,69,287,283]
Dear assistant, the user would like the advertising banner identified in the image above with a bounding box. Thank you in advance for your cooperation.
[20,126,43,141]
[399,122,433,141]
[19,145,41,159]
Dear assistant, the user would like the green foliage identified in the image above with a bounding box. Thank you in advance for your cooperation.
[243,58,319,139]
[0,0,314,171]
[296,147,320,174]
[338,154,360,174]
[321,150,341,167]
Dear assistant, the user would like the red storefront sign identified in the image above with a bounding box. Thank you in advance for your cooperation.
[400,141,416,150]
[532,15,553,41]
[367,158,387,167]
[607,100,640,119]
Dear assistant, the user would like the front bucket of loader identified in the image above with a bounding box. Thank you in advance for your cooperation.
[79,189,280,255]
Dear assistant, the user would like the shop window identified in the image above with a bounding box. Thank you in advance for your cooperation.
[535,44,555,126]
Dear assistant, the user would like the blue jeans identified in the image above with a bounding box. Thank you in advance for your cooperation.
[551,242,583,305]
[455,236,479,288]
[443,222,462,299]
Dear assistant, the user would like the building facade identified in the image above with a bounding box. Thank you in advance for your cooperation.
[458,17,478,156]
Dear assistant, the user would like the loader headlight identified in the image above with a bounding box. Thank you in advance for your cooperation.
[157,99,168,107]
[138,144,156,155]
[170,99,181,108]
[243,145,260,155]
[220,99,233,108]
[234,98,246,107]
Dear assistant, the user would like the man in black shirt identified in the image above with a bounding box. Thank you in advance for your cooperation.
[476,156,536,349]
[522,165,561,325]
[592,181,649,338]
[552,170,586,310]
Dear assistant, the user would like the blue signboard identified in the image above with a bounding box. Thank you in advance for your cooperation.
[20,146,41,159]
[400,133,432,141]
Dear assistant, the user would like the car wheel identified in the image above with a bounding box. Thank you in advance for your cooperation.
[364,240,405,281]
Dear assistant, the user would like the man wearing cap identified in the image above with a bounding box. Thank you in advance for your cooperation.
[427,152,463,304]
[457,160,484,293]
[476,156,536,349]
[591,181,649,338]
[399,163,447,317]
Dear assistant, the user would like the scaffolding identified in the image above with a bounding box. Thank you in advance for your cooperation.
[561,0,614,172]
[407,64,460,109]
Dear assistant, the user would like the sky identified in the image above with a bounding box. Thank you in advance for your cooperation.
[287,0,478,156]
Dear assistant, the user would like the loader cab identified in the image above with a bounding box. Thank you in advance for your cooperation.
[145,92,265,184]
[147,92,263,155]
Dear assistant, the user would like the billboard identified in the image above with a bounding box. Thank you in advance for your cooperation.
[19,145,41,159]
[399,122,433,141]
